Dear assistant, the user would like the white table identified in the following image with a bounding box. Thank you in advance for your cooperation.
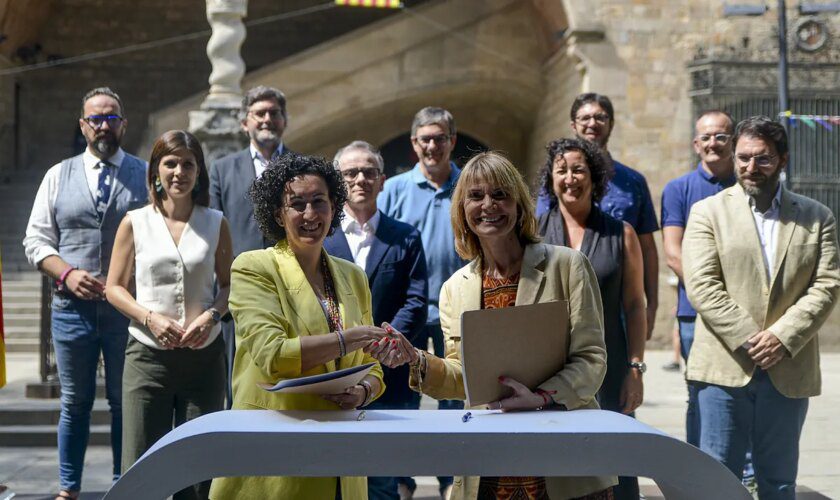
[104,409,750,499]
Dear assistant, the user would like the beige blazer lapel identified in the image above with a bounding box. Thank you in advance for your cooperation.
[458,260,482,316]
[515,243,547,306]
[730,185,771,289]
[770,187,800,288]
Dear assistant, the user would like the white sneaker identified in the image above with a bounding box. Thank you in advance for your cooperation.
[398,483,414,500]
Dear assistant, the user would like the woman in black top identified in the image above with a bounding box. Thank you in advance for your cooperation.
[538,138,647,500]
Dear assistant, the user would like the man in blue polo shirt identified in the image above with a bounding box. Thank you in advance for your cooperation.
[537,93,660,339]
[661,109,735,447]
[378,106,466,499]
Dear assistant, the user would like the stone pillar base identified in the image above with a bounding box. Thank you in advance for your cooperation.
[188,100,247,163]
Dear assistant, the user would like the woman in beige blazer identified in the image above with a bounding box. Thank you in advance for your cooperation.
[372,152,616,499]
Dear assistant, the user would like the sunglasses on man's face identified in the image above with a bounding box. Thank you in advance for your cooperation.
[83,114,123,129]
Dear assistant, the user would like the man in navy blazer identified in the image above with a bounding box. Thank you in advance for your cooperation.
[209,86,296,406]
[324,141,428,500]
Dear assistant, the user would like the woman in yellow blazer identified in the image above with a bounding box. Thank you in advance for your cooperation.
[373,152,616,499]
[210,154,389,500]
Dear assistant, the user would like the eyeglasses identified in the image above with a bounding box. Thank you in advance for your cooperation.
[574,113,611,125]
[341,167,380,181]
[285,198,331,214]
[414,134,451,146]
[736,154,776,168]
[83,114,123,129]
[248,108,283,120]
[697,133,732,145]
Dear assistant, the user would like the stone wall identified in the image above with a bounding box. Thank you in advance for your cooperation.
[0,0,411,175]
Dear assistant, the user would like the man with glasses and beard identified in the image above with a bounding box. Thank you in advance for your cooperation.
[23,87,148,500]
[209,86,297,407]
[683,116,840,499]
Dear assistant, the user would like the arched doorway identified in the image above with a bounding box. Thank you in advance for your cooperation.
[378,132,489,178]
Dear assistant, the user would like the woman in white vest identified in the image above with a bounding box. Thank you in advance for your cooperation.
[106,130,233,500]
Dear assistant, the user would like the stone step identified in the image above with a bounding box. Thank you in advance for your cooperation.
[2,302,42,313]
[0,405,110,426]
[3,337,40,353]
[3,313,41,328]
[3,325,41,339]
[0,424,111,447]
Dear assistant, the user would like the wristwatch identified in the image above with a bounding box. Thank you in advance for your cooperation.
[207,308,221,324]
[628,361,647,373]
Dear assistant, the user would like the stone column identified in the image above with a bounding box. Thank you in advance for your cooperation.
[189,0,249,163]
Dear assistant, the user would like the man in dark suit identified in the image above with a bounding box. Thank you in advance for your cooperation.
[209,86,295,406]
[324,140,428,500]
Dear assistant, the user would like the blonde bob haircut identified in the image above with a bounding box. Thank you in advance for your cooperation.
[451,151,541,261]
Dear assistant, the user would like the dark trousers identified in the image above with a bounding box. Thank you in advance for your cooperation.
[122,336,225,499]
[221,318,236,409]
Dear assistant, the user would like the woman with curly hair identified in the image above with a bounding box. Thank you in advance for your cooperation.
[209,154,389,500]
[538,138,646,500]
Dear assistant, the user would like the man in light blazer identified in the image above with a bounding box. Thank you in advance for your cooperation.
[683,116,840,499]
[209,85,296,406]
[324,141,428,500]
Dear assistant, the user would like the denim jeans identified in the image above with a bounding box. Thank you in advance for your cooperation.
[677,318,700,447]
[697,370,808,500]
[51,293,129,492]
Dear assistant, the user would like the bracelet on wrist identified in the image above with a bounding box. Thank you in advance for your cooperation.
[359,380,373,407]
[143,310,153,328]
[56,266,75,291]
[336,330,347,357]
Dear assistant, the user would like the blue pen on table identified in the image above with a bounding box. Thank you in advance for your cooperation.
[461,411,472,423]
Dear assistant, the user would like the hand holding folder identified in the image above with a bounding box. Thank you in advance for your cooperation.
[460,301,570,407]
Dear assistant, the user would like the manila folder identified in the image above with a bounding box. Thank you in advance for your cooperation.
[460,300,569,407]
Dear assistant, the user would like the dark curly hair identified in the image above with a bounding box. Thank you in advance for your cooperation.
[249,154,347,242]
[540,138,613,207]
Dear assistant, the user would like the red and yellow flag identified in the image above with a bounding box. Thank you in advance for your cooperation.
[0,248,5,389]
[335,0,402,8]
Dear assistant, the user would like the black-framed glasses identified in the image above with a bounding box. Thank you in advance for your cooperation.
[736,154,776,168]
[414,134,451,146]
[574,113,611,125]
[341,167,380,181]
[83,114,123,129]
[697,133,732,145]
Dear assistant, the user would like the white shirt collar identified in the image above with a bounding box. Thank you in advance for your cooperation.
[83,147,125,169]
[249,143,284,163]
[341,208,380,235]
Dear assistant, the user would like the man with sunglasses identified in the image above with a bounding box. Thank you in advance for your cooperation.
[23,87,147,500]
[377,107,466,499]
[209,85,297,407]
[684,116,840,499]
[324,140,428,500]
[661,110,736,447]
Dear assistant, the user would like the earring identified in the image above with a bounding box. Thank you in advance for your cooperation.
[154,177,163,194]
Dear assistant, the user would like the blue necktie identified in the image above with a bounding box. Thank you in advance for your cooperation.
[94,161,114,221]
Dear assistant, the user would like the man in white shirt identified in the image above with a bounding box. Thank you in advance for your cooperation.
[23,87,148,500]
[324,141,428,500]
[208,86,297,407]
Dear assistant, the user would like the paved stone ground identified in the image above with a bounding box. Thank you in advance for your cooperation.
[2,350,838,499]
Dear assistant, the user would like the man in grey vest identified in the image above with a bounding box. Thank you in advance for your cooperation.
[209,85,296,407]
[23,87,148,500]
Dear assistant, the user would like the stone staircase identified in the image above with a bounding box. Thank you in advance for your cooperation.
[0,173,114,446]
[2,174,45,354]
